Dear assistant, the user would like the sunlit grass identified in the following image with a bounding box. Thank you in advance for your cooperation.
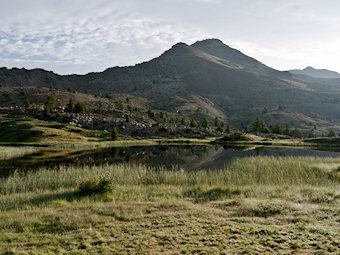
[1,156,339,195]
[0,146,39,160]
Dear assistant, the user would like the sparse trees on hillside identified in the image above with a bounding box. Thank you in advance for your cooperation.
[225,125,231,134]
[190,118,197,128]
[66,98,87,113]
[214,117,219,127]
[202,116,211,129]
[290,128,302,138]
[46,94,56,109]
[25,100,31,109]
[326,129,336,137]
[283,125,290,136]
[67,98,76,112]
[125,114,131,124]
[251,117,270,134]
[74,102,87,113]
[269,123,284,135]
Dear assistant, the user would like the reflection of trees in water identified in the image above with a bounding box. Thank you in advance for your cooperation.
[112,147,119,158]
[3,145,340,177]
[254,147,265,155]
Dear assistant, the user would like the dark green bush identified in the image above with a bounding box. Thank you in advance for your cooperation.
[78,177,113,196]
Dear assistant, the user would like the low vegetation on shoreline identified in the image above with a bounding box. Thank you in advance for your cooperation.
[0,146,39,160]
[0,156,339,253]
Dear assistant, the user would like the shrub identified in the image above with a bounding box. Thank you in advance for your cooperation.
[77,176,113,196]
[252,201,286,217]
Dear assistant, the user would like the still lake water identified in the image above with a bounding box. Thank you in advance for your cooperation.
[1,145,340,177]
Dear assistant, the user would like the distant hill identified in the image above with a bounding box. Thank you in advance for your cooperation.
[290,66,340,79]
[1,39,340,133]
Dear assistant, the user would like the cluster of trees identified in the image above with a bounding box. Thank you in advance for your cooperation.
[66,98,87,114]
[146,110,228,132]
[45,94,56,115]
[250,117,303,138]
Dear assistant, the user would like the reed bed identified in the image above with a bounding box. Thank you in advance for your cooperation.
[0,146,39,160]
[1,156,339,195]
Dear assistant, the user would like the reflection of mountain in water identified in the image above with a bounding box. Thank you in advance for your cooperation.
[1,145,340,177]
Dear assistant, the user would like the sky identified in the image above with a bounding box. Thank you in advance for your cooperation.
[0,0,340,74]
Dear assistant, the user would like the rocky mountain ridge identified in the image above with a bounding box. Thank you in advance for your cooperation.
[1,39,340,133]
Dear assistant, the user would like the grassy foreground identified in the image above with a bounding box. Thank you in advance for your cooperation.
[0,157,339,254]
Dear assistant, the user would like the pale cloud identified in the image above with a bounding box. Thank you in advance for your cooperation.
[0,0,340,74]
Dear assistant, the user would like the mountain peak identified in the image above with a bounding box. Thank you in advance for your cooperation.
[159,42,197,58]
[192,38,226,48]
[171,42,189,48]
[290,66,340,79]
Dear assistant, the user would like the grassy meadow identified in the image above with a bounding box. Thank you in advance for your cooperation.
[0,156,339,254]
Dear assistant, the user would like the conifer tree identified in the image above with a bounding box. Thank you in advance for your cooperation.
[111,127,119,141]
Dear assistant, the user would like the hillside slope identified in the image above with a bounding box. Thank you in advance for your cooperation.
[1,39,340,132]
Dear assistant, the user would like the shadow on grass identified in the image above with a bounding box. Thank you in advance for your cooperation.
[1,190,80,211]
[184,186,241,203]
[0,119,43,143]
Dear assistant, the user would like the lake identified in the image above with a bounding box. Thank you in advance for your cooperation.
[1,145,340,177]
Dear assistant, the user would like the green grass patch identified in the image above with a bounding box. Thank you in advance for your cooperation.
[184,186,241,202]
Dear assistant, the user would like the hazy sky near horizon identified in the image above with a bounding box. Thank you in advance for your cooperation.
[0,0,339,74]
